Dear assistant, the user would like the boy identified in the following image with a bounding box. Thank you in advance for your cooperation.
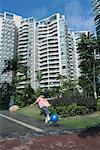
[31,95,51,124]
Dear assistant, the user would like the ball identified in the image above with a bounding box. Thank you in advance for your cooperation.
[50,114,58,122]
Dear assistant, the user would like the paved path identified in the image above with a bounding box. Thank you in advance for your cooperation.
[0,110,78,137]
[0,110,100,150]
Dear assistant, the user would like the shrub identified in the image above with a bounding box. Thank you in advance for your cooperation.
[50,96,96,113]
[97,98,100,111]
[49,103,89,118]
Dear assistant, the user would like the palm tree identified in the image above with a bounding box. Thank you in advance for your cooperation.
[2,55,28,95]
[77,33,100,99]
[57,74,77,97]
[36,70,43,88]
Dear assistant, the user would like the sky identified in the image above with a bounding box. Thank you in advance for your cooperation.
[0,0,95,32]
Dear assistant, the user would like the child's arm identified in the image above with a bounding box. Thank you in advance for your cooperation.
[30,99,39,106]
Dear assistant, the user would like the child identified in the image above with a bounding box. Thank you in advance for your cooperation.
[31,95,51,124]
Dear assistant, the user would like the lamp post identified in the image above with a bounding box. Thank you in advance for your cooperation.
[93,49,97,99]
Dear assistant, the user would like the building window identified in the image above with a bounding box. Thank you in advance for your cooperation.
[62,66,66,69]
[61,52,64,55]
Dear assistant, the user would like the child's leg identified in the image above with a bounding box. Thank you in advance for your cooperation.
[47,114,50,121]
[42,107,51,123]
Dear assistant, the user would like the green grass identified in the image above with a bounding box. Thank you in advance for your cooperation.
[17,105,100,129]
[17,105,44,120]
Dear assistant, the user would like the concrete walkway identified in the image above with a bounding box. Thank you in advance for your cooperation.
[0,110,82,137]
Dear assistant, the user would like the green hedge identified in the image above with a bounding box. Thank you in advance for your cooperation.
[49,103,89,117]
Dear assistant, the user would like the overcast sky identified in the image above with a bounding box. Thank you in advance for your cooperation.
[0,0,95,32]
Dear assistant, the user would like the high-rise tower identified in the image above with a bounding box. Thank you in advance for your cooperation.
[18,17,35,89]
[36,13,75,89]
[91,0,100,37]
[0,12,21,84]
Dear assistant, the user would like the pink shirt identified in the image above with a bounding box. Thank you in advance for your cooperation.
[37,97,48,108]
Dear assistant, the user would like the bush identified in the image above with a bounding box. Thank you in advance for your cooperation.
[49,103,89,117]
[97,98,100,111]
[50,96,96,113]
[0,82,11,110]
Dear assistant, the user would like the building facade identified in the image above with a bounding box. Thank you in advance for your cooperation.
[0,12,21,85]
[91,0,100,37]
[0,12,79,90]
[17,17,35,89]
[71,31,89,79]
[35,14,76,89]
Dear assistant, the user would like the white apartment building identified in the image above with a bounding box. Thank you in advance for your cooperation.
[18,17,35,89]
[36,13,74,89]
[0,12,21,84]
[0,12,79,90]
[71,31,89,79]
[67,31,77,81]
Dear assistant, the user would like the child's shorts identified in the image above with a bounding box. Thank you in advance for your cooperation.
[41,107,51,116]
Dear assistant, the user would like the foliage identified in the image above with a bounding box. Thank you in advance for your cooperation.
[2,56,29,96]
[15,84,36,107]
[57,74,78,97]
[35,70,43,88]
[49,102,89,117]
[96,98,100,111]
[34,87,42,98]
[0,82,11,109]
[77,33,100,98]
[17,105,100,129]
[49,103,89,117]
[49,96,96,115]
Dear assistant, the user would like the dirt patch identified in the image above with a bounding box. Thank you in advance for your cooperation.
[0,132,100,150]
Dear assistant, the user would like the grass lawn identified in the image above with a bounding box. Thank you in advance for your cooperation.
[17,105,100,129]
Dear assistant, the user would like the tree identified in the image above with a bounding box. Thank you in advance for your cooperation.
[57,74,77,97]
[15,84,36,107]
[0,82,12,109]
[77,33,100,99]
[36,70,43,87]
[2,55,28,96]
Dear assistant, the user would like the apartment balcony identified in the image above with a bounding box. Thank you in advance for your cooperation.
[39,38,48,43]
[48,36,58,40]
[18,40,28,45]
[40,68,47,71]
[38,30,48,34]
[49,28,57,34]
[16,86,25,89]
[39,45,48,51]
[18,36,28,40]
[39,48,47,55]
[49,33,58,37]
[49,74,58,78]
[48,39,58,44]
[39,52,47,58]
[49,65,59,69]
[38,40,48,46]
[49,20,57,27]
[40,79,49,83]
[19,29,28,34]
[19,60,27,64]
[48,44,58,48]
[48,24,57,30]
[19,53,27,57]
[49,60,59,64]
[18,48,27,52]
[39,62,48,66]
[19,32,28,38]
[49,30,57,36]
[49,69,59,73]
[49,53,59,57]
[18,37,28,42]
[40,66,48,71]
